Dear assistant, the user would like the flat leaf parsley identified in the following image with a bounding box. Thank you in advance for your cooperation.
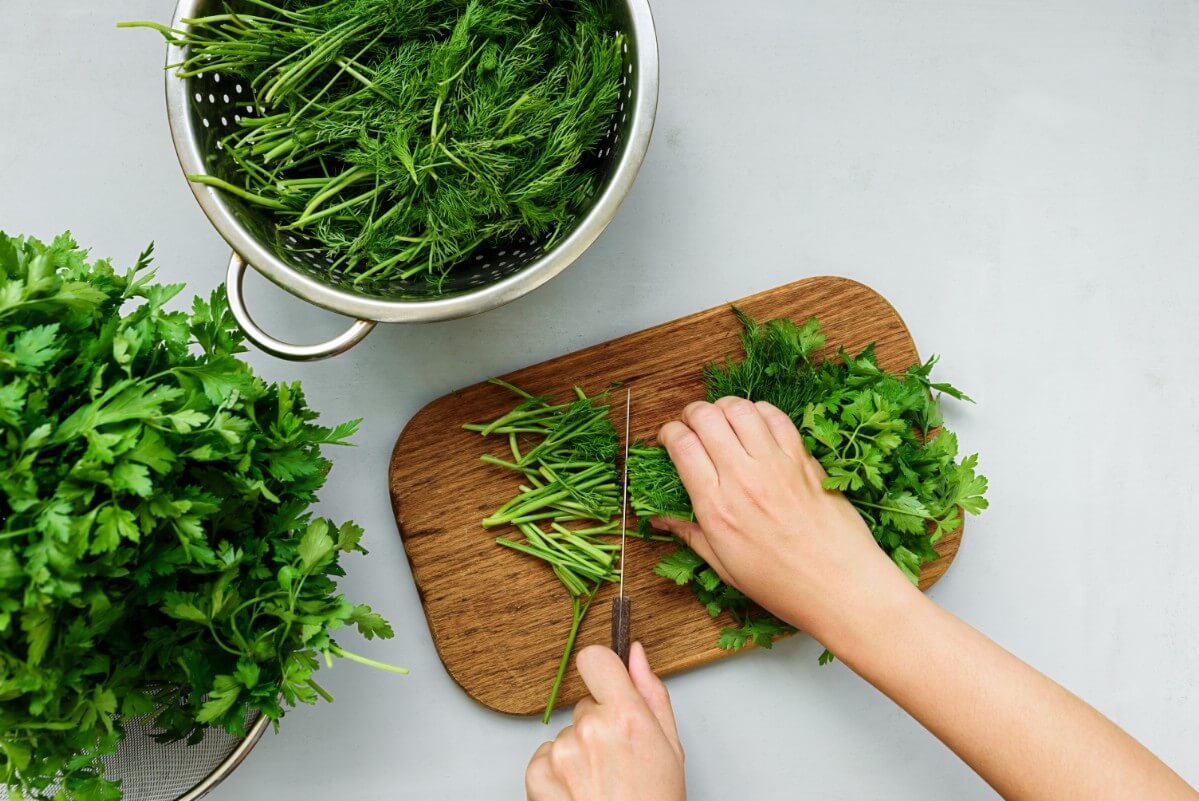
[0,232,401,801]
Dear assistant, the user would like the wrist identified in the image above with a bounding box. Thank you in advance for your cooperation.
[804,565,931,663]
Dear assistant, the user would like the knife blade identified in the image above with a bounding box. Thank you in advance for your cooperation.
[611,388,632,667]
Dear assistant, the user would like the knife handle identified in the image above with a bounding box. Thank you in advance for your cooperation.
[610,596,631,667]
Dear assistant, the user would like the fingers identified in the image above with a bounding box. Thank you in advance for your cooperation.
[576,644,640,706]
[648,515,730,579]
[628,642,683,759]
[526,741,568,801]
[681,401,747,474]
[754,401,805,460]
[571,696,597,724]
[658,420,718,498]
[714,396,778,458]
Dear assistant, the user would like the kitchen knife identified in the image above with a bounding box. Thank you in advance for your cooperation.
[611,388,632,667]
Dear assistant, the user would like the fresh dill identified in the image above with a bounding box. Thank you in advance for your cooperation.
[126,0,624,289]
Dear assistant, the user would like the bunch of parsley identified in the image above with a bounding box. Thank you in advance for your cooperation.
[0,233,399,801]
[127,0,624,288]
[630,311,988,654]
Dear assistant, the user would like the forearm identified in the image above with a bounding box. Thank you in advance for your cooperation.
[819,587,1197,801]
[647,396,1194,799]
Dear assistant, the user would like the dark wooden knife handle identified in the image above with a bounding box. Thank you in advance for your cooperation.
[610,596,631,667]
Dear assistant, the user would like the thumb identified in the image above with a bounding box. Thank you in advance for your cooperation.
[649,515,728,580]
[628,641,683,758]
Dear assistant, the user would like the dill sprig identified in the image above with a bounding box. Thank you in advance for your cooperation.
[126,0,623,289]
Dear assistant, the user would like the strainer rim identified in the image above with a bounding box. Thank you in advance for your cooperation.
[175,712,270,801]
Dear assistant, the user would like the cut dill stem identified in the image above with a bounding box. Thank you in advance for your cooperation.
[467,380,643,720]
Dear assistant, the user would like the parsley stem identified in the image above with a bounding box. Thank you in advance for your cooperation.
[327,645,408,675]
[204,622,244,658]
[853,500,936,520]
[307,677,334,703]
[0,528,33,540]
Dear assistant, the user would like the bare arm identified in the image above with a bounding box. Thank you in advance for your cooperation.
[832,589,1194,801]
[650,397,1197,801]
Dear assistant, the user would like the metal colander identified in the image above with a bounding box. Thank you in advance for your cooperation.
[1,706,267,801]
[166,0,659,359]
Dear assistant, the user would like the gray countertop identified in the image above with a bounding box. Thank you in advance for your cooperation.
[3,1,1197,798]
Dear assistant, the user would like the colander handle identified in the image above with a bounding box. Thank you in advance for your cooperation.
[225,254,377,361]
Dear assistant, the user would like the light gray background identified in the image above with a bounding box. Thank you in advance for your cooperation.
[3,1,1198,798]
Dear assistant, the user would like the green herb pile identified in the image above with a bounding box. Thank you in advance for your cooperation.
[630,311,989,654]
[127,0,624,288]
[466,381,665,722]
[0,233,401,801]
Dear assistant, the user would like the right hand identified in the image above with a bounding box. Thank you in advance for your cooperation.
[650,397,918,645]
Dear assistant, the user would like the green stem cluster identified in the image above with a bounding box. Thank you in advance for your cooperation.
[466,380,666,722]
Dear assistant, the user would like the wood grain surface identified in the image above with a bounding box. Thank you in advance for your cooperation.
[388,277,963,716]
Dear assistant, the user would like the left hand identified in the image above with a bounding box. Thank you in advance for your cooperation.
[525,642,686,801]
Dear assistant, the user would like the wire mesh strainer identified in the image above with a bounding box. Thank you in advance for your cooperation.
[166,0,659,360]
[1,706,267,801]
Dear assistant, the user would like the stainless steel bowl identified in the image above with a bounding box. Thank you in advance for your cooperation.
[165,0,659,360]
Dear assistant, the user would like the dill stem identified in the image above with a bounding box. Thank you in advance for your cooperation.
[543,584,600,724]
[186,175,288,210]
[287,185,385,228]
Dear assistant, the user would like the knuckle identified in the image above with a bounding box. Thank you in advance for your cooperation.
[719,396,756,418]
[754,399,782,417]
[549,737,577,768]
[615,705,643,733]
[576,716,603,743]
[658,421,690,447]
[658,419,682,438]
[801,451,828,480]
[704,499,737,528]
[683,401,719,425]
[672,431,704,456]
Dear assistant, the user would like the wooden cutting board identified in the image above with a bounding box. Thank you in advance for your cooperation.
[388,277,963,716]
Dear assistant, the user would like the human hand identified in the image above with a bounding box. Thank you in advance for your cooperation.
[650,397,918,646]
[525,642,685,801]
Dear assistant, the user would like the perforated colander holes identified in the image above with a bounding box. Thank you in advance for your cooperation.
[604,49,634,154]
[192,71,259,138]
[459,237,540,284]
